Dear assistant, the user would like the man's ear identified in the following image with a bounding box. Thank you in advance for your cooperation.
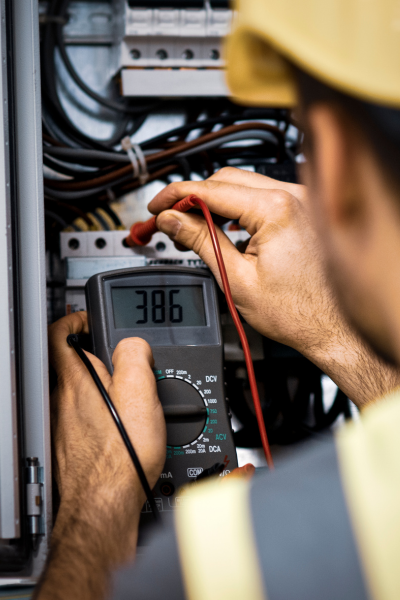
[302,104,365,233]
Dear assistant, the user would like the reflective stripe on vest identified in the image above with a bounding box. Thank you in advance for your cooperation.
[175,477,266,600]
[337,391,400,600]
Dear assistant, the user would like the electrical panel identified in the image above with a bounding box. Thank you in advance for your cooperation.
[0,0,357,588]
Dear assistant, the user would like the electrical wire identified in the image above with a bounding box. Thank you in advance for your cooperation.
[43,120,283,166]
[178,130,278,158]
[140,112,285,150]
[41,1,149,151]
[45,209,71,230]
[55,0,159,116]
[66,333,160,522]
[44,146,130,163]
[44,122,286,193]
[43,130,279,201]
[45,197,96,229]
[124,195,274,469]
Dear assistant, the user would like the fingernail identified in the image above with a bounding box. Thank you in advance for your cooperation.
[157,214,182,239]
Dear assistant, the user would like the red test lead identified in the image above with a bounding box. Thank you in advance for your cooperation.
[124,195,199,247]
[124,195,274,470]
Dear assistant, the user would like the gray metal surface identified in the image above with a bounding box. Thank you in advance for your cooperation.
[120,68,229,97]
[66,255,146,281]
[0,0,20,541]
[5,0,52,581]
[39,2,117,45]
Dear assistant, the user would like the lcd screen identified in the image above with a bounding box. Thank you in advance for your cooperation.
[112,285,206,329]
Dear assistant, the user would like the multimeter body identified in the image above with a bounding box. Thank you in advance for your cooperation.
[86,267,237,520]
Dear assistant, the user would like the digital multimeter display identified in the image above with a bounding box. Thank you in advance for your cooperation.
[111,285,206,329]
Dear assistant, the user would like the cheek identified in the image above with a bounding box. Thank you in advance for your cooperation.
[300,162,328,238]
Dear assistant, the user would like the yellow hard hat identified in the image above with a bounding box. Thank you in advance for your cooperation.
[226,0,400,108]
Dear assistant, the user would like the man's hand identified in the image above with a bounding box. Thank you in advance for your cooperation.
[151,167,322,354]
[150,167,400,406]
[36,312,166,600]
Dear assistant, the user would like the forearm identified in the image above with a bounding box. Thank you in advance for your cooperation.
[303,322,400,408]
[34,501,141,600]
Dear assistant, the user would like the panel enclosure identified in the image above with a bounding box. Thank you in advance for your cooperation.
[1,0,51,583]
[0,0,20,545]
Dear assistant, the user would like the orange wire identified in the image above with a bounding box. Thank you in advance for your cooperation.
[125,195,274,469]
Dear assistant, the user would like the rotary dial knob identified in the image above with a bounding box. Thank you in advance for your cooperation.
[157,377,207,447]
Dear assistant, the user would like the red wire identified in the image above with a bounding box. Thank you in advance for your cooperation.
[125,195,274,469]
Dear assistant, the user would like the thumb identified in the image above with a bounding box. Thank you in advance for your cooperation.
[156,209,250,290]
[109,337,159,414]
[222,463,256,482]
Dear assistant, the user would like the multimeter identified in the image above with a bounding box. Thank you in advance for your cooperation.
[85,266,237,518]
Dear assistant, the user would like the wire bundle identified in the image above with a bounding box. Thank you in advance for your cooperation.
[43,121,288,202]
[41,2,296,238]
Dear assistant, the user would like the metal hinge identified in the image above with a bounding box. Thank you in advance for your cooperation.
[26,457,43,547]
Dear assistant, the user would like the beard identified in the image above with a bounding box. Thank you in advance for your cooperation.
[324,255,399,367]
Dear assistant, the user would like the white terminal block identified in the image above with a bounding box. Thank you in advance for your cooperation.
[60,229,249,313]
[60,230,247,261]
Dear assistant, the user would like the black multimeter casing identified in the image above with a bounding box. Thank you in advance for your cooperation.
[86,267,237,523]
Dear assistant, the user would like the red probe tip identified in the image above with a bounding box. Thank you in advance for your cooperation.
[123,195,200,247]
[124,215,158,247]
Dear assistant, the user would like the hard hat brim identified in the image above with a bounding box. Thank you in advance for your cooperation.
[226,0,400,109]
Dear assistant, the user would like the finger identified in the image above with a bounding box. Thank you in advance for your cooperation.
[207,166,305,198]
[222,463,256,482]
[110,337,159,412]
[48,311,89,372]
[148,173,305,219]
[112,337,154,374]
[156,210,252,289]
[174,240,191,252]
[49,311,110,386]
[155,181,300,238]
[149,179,271,232]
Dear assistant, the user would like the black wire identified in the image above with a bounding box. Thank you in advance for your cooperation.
[140,112,287,150]
[66,333,160,523]
[41,1,144,150]
[45,209,70,230]
[43,154,100,177]
[100,202,123,228]
[41,1,103,150]
[56,0,159,116]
